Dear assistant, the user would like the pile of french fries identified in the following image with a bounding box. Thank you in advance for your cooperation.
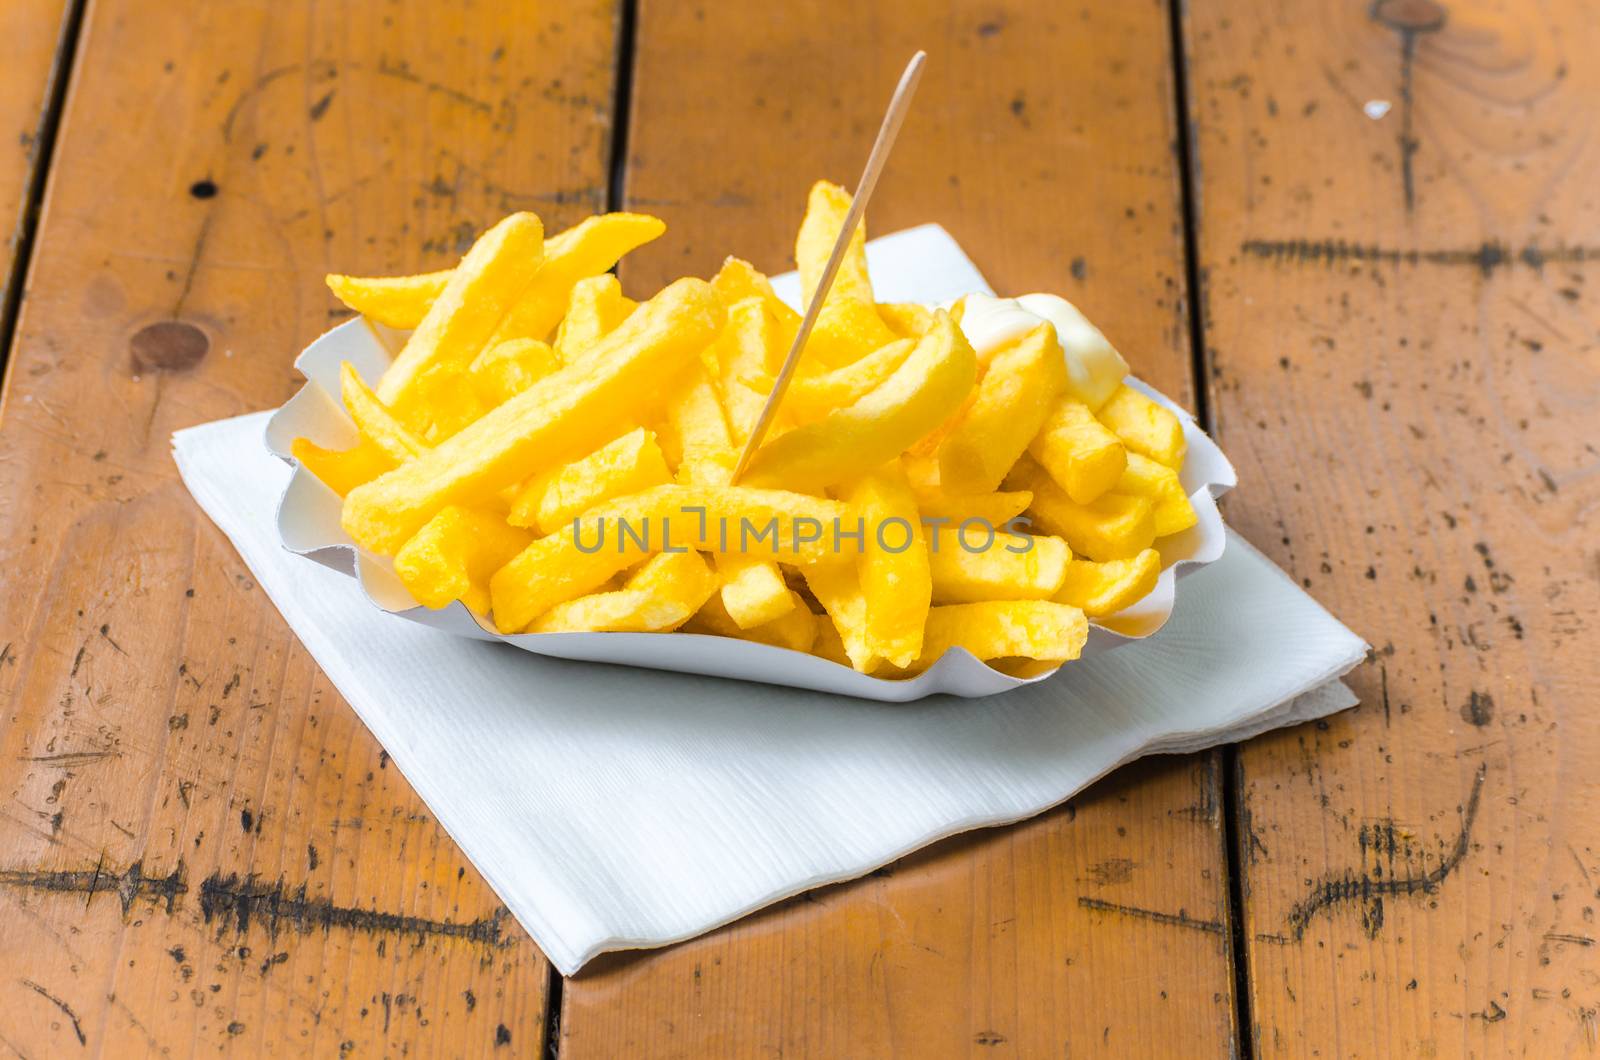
[298,182,1194,678]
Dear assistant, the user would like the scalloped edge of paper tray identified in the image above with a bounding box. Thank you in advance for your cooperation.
[263,224,1237,701]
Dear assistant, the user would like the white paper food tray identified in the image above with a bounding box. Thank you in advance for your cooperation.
[263,226,1236,700]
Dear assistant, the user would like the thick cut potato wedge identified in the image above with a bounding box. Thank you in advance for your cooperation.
[802,562,879,673]
[1054,550,1161,617]
[507,427,672,535]
[1007,454,1155,561]
[1096,384,1186,469]
[937,322,1068,494]
[785,338,915,424]
[393,505,534,613]
[1029,396,1128,504]
[912,486,1033,528]
[528,551,718,633]
[343,279,724,555]
[377,212,545,406]
[1116,452,1197,537]
[742,311,977,492]
[326,269,452,329]
[844,463,930,668]
[927,527,1071,604]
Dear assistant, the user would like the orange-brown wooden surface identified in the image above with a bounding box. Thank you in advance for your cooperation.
[1183,0,1600,1054]
[0,0,72,304]
[559,2,1238,1055]
[0,0,625,1054]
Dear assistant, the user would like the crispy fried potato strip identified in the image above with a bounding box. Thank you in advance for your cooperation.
[927,527,1071,604]
[898,600,1088,674]
[937,322,1067,494]
[1096,384,1186,469]
[325,269,451,329]
[1054,550,1161,617]
[1116,452,1197,537]
[488,213,665,346]
[341,362,428,462]
[743,311,976,492]
[684,590,818,653]
[845,462,930,668]
[343,279,724,555]
[507,427,673,535]
[1007,454,1155,561]
[393,505,534,613]
[1028,396,1127,505]
[528,551,718,633]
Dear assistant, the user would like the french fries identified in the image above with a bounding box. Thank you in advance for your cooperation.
[300,185,1196,679]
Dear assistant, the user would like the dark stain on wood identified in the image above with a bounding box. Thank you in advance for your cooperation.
[1239,238,1600,275]
[0,857,185,914]
[129,320,209,372]
[1369,0,1446,210]
[1077,897,1225,935]
[1461,691,1495,728]
[199,871,508,944]
[1285,763,1485,939]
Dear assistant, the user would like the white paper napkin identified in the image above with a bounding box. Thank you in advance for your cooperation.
[173,406,1365,973]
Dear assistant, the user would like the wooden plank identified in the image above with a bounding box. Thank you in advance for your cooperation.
[1181,0,1600,1053]
[0,0,73,311]
[0,1,622,1055]
[562,2,1237,1055]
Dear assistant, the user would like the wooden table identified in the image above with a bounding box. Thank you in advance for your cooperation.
[0,0,1593,1055]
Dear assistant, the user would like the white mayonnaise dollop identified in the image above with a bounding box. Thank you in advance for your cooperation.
[955,292,1129,410]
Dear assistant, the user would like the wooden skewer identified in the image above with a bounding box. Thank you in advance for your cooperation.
[729,50,927,484]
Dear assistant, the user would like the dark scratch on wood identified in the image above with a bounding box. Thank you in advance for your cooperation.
[1545,932,1595,946]
[199,871,509,945]
[1370,0,1447,210]
[1239,238,1600,275]
[0,859,186,915]
[1076,897,1225,935]
[18,750,122,767]
[1285,763,1485,940]
[20,979,87,1046]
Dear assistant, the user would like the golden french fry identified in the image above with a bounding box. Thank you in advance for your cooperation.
[913,486,1033,528]
[344,278,724,555]
[1096,384,1186,469]
[377,213,545,406]
[399,362,492,442]
[784,338,915,423]
[1054,550,1161,617]
[666,367,736,483]
[913,600,1088,670]
[877,302,934,339]
[1116,452,1197,537]
[795,181,897,365]
[507,427,672,535]
[1007,454,1155,561]
[1029,396,1127,504]
[325,269,451,329]
[810,616,853,668]
[937,322,1068,494]
[291,435,394,496]
[488,213,666,345]
[743,311,977,492]
[707,297,784,443]
[684,590,817,653]
[845,463,929,668]
[715,554,797,628]
[711,257,801,332]
[488,483,850,632]
[467,338,561,408]
[393,506,534,613]
[927,527,1071,604]
[341,362,428,462]
[801,562,879,673]
[554,274,637,363]
[528,550,718,633]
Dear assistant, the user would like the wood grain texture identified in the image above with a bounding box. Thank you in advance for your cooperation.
[0,0,622,1054]
[1183,0,1600,1054]
[0,0,73,310]
[563,2,1236,1055]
